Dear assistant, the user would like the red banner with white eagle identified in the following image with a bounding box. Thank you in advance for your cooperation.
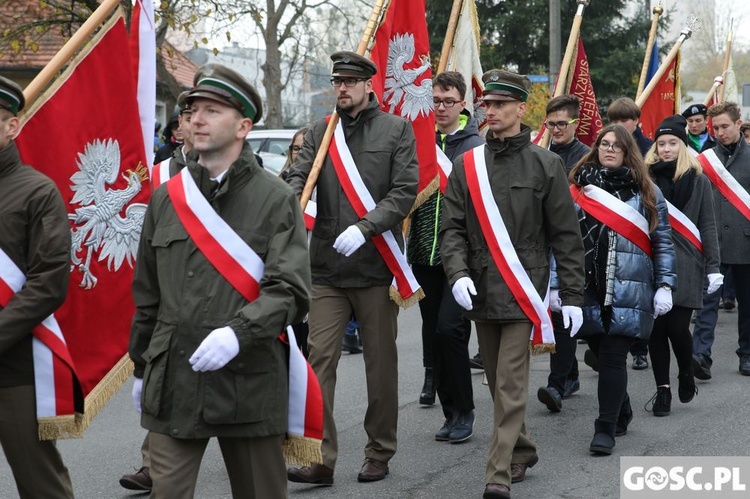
[15,12,149,438]
[369,0,438,207]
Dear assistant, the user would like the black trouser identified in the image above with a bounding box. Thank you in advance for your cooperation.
[413,263,474,418]
[648,306,693,386]
[629,339,649,357]
[731,264,750,360]
[586,335,635,423]
[547,313,579,394]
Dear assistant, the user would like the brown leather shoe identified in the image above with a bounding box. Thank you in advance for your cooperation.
[119,466,152,491]
[357,458,389,482]
[483,483,511,499]
[287,464,334,485]
[510,454,539,483]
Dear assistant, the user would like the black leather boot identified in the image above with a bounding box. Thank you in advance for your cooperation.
[589,419,616,455]
[419,368,435,405]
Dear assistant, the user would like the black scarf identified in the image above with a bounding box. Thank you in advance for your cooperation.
[649,160,695,211]
[574,163,638,308]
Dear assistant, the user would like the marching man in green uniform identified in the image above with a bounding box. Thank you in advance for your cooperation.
[129,64,311,499]
[0,76,75,499]
[439,69,584,499]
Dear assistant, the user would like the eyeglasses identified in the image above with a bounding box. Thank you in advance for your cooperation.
[433,99,462,108]
[598,140,624,153]
[544,118,578,130]
[289,145,302,153]
[330,78,365,88]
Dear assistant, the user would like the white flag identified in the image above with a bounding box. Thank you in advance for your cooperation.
[723,53,740,104]
[447,0,485,132]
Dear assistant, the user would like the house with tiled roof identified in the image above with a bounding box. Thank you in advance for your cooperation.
[0,1,196,130]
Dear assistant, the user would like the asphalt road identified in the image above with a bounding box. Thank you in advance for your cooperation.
[2,305,749,498]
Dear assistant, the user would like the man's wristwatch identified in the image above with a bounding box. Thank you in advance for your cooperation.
[659,284,672,291]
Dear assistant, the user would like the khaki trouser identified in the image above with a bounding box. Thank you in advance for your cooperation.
[0,385,74,499]
[476,321,537,487]
[148,432,286,499]
[308,284,399,470]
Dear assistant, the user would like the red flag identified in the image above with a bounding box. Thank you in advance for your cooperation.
[533,36,603,147]
[369,0,437,206]
[566,37,603,147]
[15,13,149,436]
[640,53,680,140]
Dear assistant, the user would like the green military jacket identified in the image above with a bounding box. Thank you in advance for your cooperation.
[439,126,584,321]
[130,144,311,439]
[286,96,418,287]
[0,141,71,386]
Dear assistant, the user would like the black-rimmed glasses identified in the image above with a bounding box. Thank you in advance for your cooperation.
[330,78,365,88]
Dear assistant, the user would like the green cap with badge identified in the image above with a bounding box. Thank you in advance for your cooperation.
[481,69,531,103]
[330,51,378,78]
[0,76,25,116]
[186,64,263,123]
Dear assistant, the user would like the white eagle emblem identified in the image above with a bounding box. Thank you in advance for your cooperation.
[68,139,149,289]
[382,33,433,121]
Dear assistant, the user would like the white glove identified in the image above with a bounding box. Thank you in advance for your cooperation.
[132,377,143,413]
[653,287,673,317]
[189,326,240,372]
[562,306,583,337]
[707,273,724,295]
[549,289,562,313]
[452,276,477,311]
[333,225,366,257]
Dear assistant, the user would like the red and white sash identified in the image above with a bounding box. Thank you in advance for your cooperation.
[463,145,554,348]
[150,159,171,190]
[570,184,653,257]
[697,149,750,222]
[666,200,703,254]
[303,199,317,231]
[0,248,81,423]
[166,170,323,463]
[328,118,422,303]
[436,145,453,193]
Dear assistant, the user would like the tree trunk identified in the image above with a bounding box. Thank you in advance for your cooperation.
[262,22,284,129]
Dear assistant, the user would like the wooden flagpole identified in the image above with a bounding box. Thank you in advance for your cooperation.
[436,0,464,74]
[635,26,692,109]
[538,0,589,149]
[21,0,122,108]
[718,19,733,102]
[299,0,391,212]
[703,76,723,106]
[636,5,663,99]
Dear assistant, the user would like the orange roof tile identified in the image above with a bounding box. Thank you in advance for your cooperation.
[1,1,196,88]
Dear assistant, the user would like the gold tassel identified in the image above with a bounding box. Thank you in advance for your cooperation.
[530,341,556,355]
[283,435,323,467]
[389,286,424,308]
[38,354,134,440]
[409,175,440,215]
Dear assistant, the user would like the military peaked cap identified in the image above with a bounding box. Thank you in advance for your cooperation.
[187,64,263,123]
[0,76,25,115]
[481,69,531,103]
[331,51,377,78]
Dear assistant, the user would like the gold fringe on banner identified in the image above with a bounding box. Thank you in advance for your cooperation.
[390,286,425,309]
[530,342,556,355]
[38,355,134,440]
[410,174,440,215]
[283,435,323,467]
